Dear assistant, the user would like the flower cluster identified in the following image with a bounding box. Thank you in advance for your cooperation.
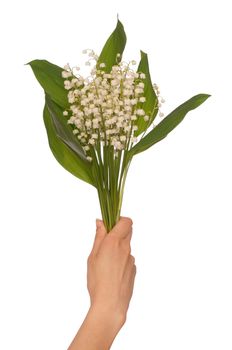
[62,50,165,161]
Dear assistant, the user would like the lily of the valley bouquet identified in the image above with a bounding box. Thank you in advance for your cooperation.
[28,20,210,232]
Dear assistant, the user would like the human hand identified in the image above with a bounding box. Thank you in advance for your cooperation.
[87,217,136,327]
[67,217,136,350]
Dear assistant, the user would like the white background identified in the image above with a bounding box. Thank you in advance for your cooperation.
[0,0,231,349]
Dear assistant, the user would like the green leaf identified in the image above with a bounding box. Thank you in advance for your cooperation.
[97,19,127,73]
[134,51,158,136]
[43,103,96,187]
[45,94,87,161]
[128,93,211,157]
[27,60,68,109]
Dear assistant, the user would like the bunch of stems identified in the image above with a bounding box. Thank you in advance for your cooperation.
[90,142,132,232]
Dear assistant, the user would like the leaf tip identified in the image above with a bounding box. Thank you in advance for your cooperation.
[116,16,125,31]
[25,60,33,67]
[199,93,211,103]
[140,50,147,58]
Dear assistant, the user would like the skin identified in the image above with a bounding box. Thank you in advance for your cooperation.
[68,217,136,350]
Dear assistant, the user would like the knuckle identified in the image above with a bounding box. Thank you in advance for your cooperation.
[121,216,133,226]
[87,254,93,265]
[130,255,135,264]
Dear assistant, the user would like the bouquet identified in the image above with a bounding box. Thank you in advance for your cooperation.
[28,19,210,232]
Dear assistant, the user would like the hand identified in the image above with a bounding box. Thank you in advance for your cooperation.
[87,217,136,327]
[67,217,136,350]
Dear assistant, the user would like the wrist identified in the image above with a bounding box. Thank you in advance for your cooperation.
[88,303,125,332]
[67,303,124,350]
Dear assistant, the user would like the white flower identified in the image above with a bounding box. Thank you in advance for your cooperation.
[112,140,123,150]
[118,116,124,123]
[138,82,145,88]
[62,71,72,78]
[135,88,143,94]
[64,80,72,90]
[72,78,78,85]
[92,107,99,114]
[87,156,92,162]
[85,120,92,128]
[89,139,95,145]
[111,79,119,86]
[81,99,88,106]
[116,122,123,128]
[67,116,76,124]
[74,119,82,127]
[62,50,162,156]
[68,96,75,103]
[136,109,145,116]
[130,98,137,105]
[124,125,131,132]
[77,111,84,118]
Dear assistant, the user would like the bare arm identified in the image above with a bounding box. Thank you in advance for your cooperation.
[67,217,136,350]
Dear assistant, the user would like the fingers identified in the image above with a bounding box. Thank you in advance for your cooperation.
[110,216,133,240]
[90,216,133,257]
[90,219,107,256]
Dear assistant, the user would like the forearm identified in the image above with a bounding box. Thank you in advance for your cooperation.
[67,305,124,350]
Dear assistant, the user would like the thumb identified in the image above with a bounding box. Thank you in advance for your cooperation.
[90,219,107,256]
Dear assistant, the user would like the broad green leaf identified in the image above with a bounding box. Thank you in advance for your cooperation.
[97,19,126,73]
[134,51,158,136]
[128,94,211,157]
[45,94,87,161]
[43,103,96,187]
[27,60,68,109]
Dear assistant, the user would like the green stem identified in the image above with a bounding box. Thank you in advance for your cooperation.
[116,155,131,222]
